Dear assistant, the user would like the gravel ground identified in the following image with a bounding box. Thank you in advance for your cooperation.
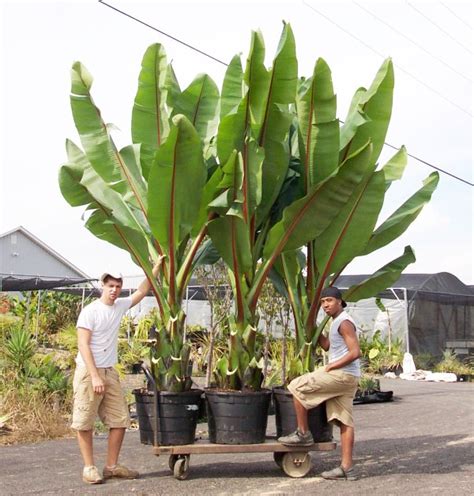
[1,378,473,495]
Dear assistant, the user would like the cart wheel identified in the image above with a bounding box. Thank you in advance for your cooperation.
[281,452,312,478]
[173,455,190,480]
[168,454,179,471]
[273,452,284,468]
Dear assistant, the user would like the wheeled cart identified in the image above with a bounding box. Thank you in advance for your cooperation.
[137,365,336,480]
[153,438,336,480]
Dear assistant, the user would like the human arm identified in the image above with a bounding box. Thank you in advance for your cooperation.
[77,327,104,394]
[325,320,361,372]
[317,332,330,352]
[130,263,161,307]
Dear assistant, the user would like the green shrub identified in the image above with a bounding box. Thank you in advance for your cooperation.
[359,330,404,374]
[0,314,22,334]
[434,350,473,375]
[118,338,149,373]
[413,352,436,370]
[3,326,36,375]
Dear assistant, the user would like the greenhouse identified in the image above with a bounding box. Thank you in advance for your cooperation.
[336,272,474,357]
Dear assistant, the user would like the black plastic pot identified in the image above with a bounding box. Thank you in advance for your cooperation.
[205,389,272,444]
[273,387,333,442]
[353,390,393,404]
[133,388,203,446]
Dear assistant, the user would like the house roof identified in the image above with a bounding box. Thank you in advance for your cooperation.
[0,226,90,279]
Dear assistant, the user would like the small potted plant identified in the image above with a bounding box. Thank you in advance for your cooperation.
[435,350,474,382]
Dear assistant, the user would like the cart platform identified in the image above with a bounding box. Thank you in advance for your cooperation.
[153,438,336,479]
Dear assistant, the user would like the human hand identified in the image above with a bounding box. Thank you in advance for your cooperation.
[91,375,105,395]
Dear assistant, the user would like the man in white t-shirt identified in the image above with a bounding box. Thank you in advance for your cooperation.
[72,267,158,485]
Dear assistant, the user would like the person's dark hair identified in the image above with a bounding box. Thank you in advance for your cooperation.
[320,286,347,308]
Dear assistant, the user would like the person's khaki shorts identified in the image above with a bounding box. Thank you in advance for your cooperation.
[71,366,130,431]
[287,368,359,427]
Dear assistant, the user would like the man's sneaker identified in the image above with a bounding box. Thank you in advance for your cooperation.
[320,465,358,481]
[277,429,314,446]
[82,465,103,484]
[103,464,139,480]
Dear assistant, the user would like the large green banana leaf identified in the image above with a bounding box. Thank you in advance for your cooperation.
[297,57,339,188]
[341,59,394,166]
[59,140,95,207]
[207,216,253,278]
[339,85,370,154]
[262,141,373,262]
[314,170,386,279]
[85,209,151,274]
[362,172,439,255]
[61,140,155,253]
[206,143,262,313]
[132,43,170,156]
[216,31,267,164]
[165,63,182,114]
[148,115,206,255]
[381,146,407,189]
[344,246,416,301]
[255,23,297,224]
[70,62,148,216]
[171,73,219,143]
[59,141,166,307]
[220,55,244,119]
[244,30,271,135]
[251,142,373,312]
[217,25,297,228]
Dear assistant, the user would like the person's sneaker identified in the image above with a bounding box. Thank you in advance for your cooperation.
[103,464,139,480]
[320,465,358,481]
[82,465,103,484]
[277,429,314,446]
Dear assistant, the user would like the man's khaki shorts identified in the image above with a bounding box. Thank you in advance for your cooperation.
[287,368,359,427]
[71,366,130,431]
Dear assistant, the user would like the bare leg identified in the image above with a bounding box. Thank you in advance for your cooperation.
[340,423,355,470]
[77,430,94,466]
[293,397,309,433]
[106,427,126,467]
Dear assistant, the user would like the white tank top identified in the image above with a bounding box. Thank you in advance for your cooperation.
[328,310,361,377]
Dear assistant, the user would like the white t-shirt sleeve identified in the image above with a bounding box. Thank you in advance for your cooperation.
[116,296,133,313]
[77,305,95,331]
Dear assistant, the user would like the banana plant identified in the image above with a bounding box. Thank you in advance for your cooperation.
[208,29,438,390]
[269,58,439,382]
[206,23,300,390]
[59,44,220,391]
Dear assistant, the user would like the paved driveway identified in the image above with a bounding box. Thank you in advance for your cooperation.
[1,378,473,495]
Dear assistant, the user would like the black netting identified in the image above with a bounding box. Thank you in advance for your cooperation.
[0,274,94,291]
[335,272,474,356]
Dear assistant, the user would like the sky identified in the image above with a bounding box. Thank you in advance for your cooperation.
[1,0,473,285]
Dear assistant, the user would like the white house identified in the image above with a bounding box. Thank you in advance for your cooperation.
[0,226,91,291]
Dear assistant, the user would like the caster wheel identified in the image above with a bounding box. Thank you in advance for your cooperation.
[168,454,179,471]
[173,455,190,480]
[281,452,312,478]
[273,452,284,468]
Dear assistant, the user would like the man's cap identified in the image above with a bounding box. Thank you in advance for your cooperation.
[321,286,347,307]
[100,271,123,283]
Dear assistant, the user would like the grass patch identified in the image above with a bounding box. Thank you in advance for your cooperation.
[0,380,74,445]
